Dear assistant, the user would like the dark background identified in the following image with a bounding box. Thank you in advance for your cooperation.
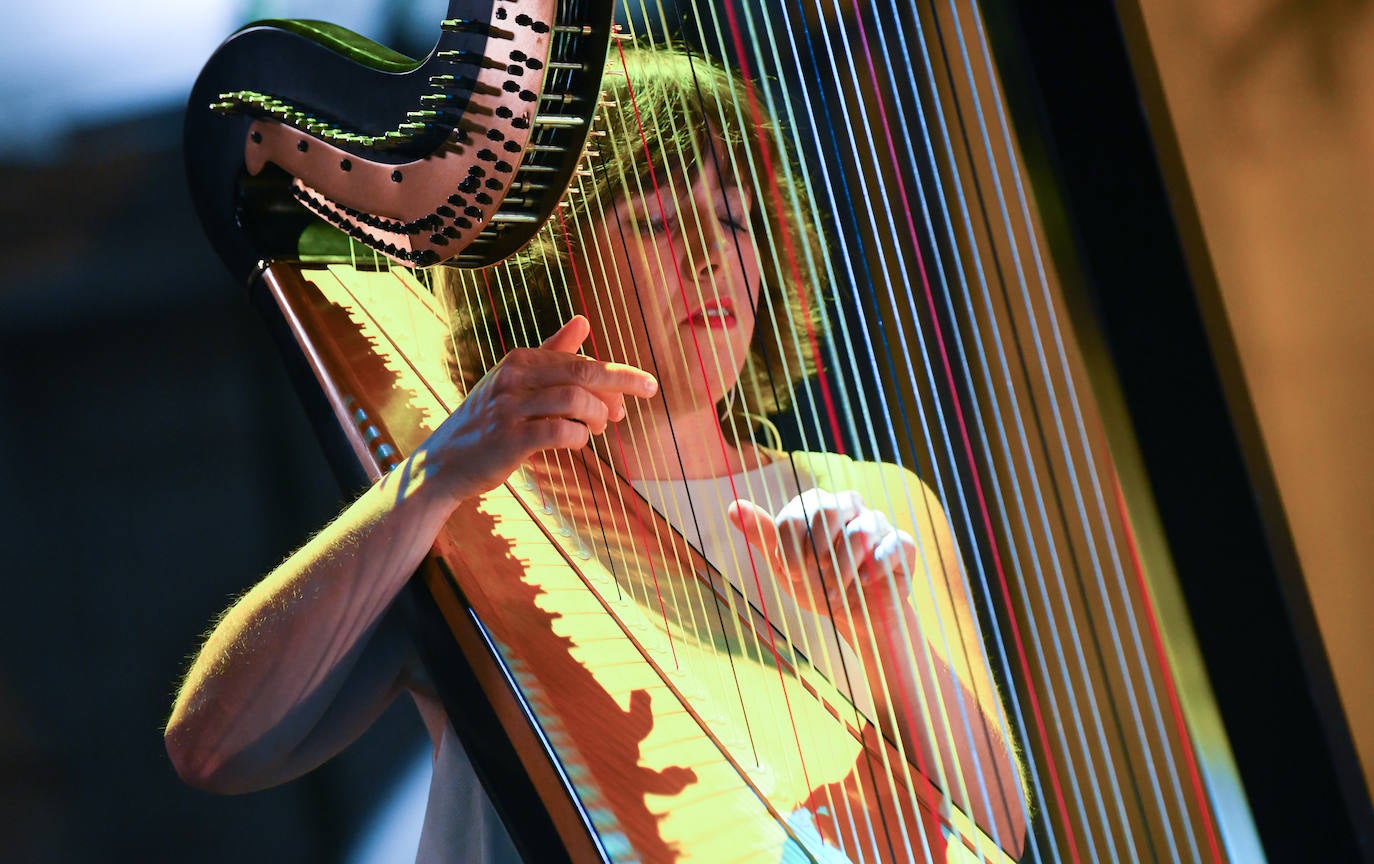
[0,110,430,863]
[1,6,458,861]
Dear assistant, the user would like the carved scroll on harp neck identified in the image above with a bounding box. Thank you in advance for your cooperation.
[209,2,611,269]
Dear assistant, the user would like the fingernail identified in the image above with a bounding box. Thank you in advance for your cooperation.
[643,376,658,396]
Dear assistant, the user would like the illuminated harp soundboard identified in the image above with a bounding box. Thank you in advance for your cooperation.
[185,0,1373,862]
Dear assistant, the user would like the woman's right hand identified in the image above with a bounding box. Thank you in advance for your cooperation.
[415,314,657,507]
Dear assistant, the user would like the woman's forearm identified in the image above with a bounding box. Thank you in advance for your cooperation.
[855,595,1027,857]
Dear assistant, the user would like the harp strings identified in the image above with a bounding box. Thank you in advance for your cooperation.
[659,0,1198,857]
[923,3,1180,859]
[411,0,1225,860]
[566,71,851,829]
[871,0,1219,859]
[485,63,812,800]
[927,0,1224,857]
[878,4,1115,859]
[695,11,986,839]
[535,30,901,851]
[610,54,920,864]
[785,1,1126,857]
[876,6,1134,860]
[425,6,1011,857]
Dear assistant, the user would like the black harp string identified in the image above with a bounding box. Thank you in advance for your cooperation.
[646,38,883,758]
[558,161,781,725]
[550,185,735,686]
[570,181,783,782]
[687,3,1033,857]
[615,15,840,763]
[869,0,1216,858]
[608,36,822,743]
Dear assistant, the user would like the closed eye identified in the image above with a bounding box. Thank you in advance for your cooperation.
[718,190,751,233]
[638,208,676,233]
[721,214,750,233]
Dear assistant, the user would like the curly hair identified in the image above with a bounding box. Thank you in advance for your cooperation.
[437,43,827,432]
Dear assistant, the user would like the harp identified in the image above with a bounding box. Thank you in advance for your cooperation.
[184,0,1372,861]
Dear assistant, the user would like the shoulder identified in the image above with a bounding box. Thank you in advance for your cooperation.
[788,450,948,534]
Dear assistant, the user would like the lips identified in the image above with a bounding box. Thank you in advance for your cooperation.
[685,298,737,329]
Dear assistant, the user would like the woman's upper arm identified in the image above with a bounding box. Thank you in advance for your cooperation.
[211,605,417,793]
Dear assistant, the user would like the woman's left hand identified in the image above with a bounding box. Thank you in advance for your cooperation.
[728,489,918,621]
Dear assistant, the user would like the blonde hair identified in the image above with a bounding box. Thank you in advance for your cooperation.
[439,44,826,430]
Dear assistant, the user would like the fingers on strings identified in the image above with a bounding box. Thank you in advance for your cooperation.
[744,489,916,592]
[497,344,658,446]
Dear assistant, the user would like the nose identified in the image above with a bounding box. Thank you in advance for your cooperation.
[681,208,728,281]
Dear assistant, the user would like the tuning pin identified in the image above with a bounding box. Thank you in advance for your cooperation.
[436,49,481,64]
[440,17,486,33]
[491,211,541,224]
[440,17,514,40]
[532,114,585,129]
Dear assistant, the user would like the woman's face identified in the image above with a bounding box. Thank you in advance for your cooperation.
[579,140,762,417]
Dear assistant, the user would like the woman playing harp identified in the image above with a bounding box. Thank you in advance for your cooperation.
[166,44,1026,863]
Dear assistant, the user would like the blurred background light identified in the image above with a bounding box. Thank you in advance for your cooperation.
[0,0,445,161]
